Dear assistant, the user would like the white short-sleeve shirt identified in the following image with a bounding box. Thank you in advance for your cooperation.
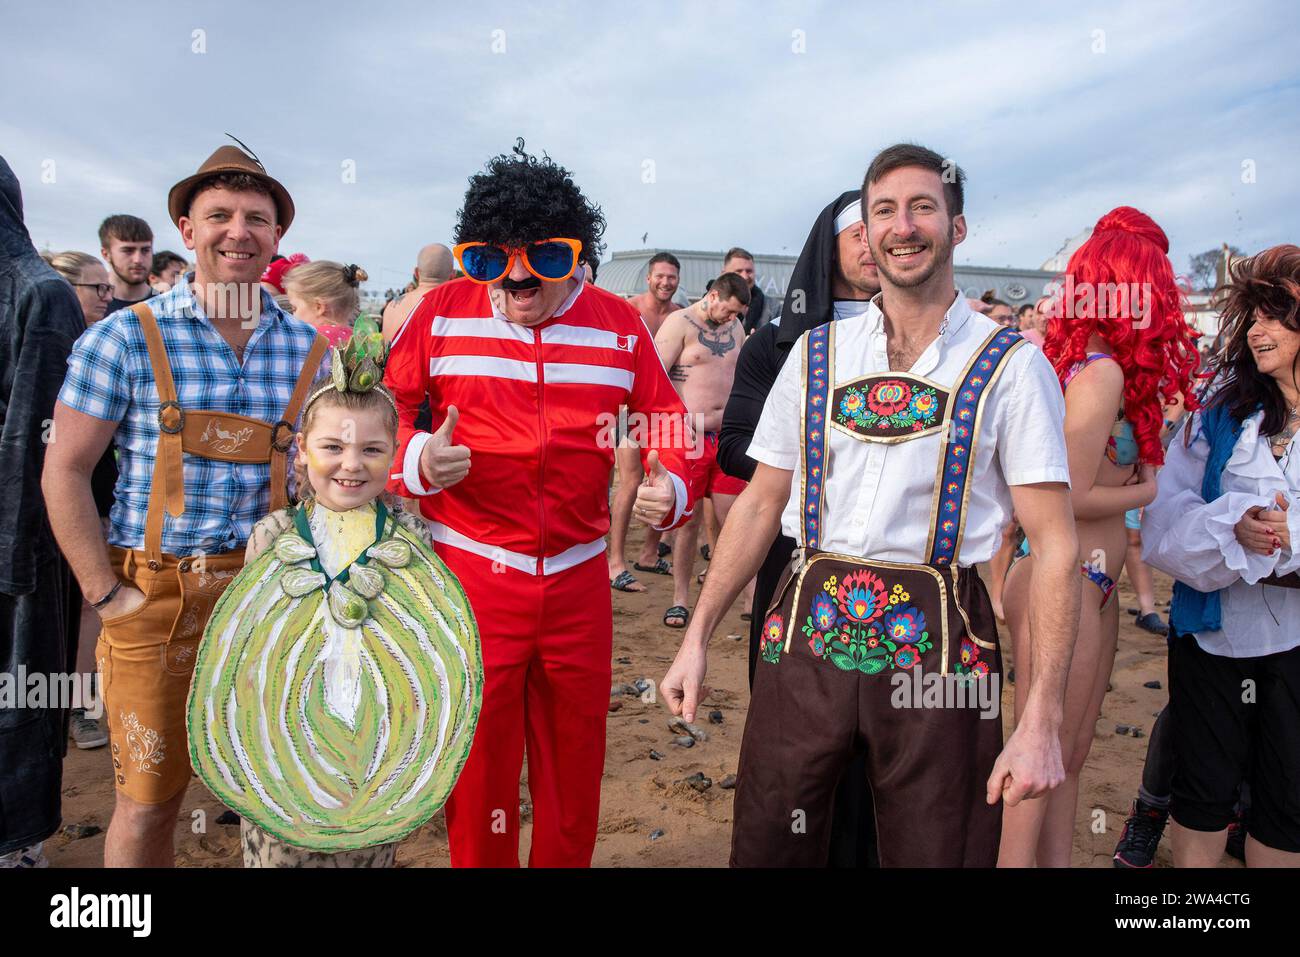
[748,293,1070,566]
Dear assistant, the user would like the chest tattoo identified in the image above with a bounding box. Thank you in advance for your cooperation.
[690,319,737,358]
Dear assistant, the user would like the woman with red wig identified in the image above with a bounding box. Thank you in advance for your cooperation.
[998,207,1200,866]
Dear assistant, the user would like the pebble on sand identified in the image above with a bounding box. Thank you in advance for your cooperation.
[683,772,712,792]
[649,749,664,760]
[1143,680,1162,690]
[720,774,737,790]
[650,829,665,841]
[62,822,102,840]
[609,699,623,713]
[709,710,724,724]
[668,716,709,742]
[673,735,695,748]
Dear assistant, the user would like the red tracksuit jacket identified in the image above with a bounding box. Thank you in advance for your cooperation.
[384,277,697,575]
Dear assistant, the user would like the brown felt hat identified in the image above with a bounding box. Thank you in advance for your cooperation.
[167,144,295,233]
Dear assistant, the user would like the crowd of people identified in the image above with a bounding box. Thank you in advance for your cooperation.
[0,134,1297,869]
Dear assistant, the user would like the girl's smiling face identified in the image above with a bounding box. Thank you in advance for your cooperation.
[298,403,395,511]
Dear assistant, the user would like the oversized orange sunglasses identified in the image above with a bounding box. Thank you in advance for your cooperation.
[452,238,583,284]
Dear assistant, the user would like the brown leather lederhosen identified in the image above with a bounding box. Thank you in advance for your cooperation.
[730,323,1025,867]
[96,303,327,803]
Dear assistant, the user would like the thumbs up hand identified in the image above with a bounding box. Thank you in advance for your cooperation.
[419,405,471,491]
[634,450,676,527]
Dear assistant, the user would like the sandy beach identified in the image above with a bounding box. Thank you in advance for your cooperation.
[47,528,1193,869]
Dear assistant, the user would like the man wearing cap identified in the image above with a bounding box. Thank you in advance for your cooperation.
[43,144,328,866]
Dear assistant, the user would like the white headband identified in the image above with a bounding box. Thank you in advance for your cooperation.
[834,199,863,234]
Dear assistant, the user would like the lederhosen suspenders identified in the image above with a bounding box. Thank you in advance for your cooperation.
[761,322,1024,677]
[131,302,329,565]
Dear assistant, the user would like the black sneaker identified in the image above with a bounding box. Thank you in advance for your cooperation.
[1136,613,1169,637]
[1113,799,1168,868]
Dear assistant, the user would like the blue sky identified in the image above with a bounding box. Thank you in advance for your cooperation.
[2,0,1295,292]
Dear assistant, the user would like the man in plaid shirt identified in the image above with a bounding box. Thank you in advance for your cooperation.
[42,144,325,866]
[55,278,320,552]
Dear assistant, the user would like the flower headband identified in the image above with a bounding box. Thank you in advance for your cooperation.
[305,314,397,415]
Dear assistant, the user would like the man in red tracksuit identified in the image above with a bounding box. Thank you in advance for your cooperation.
[384,142,698,866]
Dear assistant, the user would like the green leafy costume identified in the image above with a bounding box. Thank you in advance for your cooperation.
[185,316,482,852]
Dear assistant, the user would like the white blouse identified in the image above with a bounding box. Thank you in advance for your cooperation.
[1142,409,1300,658]
[748,294,1070,566]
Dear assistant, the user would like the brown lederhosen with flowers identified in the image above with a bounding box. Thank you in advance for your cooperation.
[730,323,1025,867]
[96,303,327,803]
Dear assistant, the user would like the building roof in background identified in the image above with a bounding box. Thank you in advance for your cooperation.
[595,247,1062,309]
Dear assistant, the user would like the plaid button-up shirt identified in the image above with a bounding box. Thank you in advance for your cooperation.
[59,279,324,556]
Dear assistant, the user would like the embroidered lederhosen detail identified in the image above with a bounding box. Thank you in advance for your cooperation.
[762,325,1022,676]
[131,302,329,564]
[831,373,949,442]
[801,324,831,549]
[926,327,1024,566]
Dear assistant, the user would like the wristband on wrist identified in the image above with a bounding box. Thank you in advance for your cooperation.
[91,580,123,609]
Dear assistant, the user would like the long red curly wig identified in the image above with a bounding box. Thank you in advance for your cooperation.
[1042,206,1201,465]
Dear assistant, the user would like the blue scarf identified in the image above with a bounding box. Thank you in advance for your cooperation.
[1168,401,1249,635]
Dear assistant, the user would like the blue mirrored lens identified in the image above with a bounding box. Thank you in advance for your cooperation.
[527,242,576,279]
[462,245,510,281]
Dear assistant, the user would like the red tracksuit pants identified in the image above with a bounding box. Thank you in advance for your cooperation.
[437,546,611,867]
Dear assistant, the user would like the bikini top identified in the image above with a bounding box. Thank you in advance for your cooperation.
[1063,352,1140,467]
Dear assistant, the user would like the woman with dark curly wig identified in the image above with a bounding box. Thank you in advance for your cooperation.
[999,207,1201,866]
[1141,244,1300,867]
[383,140,698,867]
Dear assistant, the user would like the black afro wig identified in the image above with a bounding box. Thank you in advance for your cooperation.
[454,138,606,265]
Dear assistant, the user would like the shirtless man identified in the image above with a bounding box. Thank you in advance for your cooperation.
[609,253,683,591]
[381,242,455,341]
[654,271,749,627]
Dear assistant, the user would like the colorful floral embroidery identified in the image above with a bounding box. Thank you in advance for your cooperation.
[838,568,888,623]
[835,378,942,434]
[801,572,933,674]
[760,613,785,664]
[929,328,1021,565]
[955,637,993,680]
[804,326,831,547]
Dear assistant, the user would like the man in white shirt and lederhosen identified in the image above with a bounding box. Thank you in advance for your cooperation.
[662,144,1082,866]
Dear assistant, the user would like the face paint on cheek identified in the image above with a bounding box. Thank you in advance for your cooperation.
[365,455,396,483]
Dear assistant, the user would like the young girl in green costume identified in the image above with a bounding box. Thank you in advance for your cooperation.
[187,317,482,867]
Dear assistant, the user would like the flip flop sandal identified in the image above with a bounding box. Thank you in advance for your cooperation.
[740,612,752,621]
[657,541,672,559]
[664,605,689,628]
[610,570,644,593]
[634,558,672,576]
